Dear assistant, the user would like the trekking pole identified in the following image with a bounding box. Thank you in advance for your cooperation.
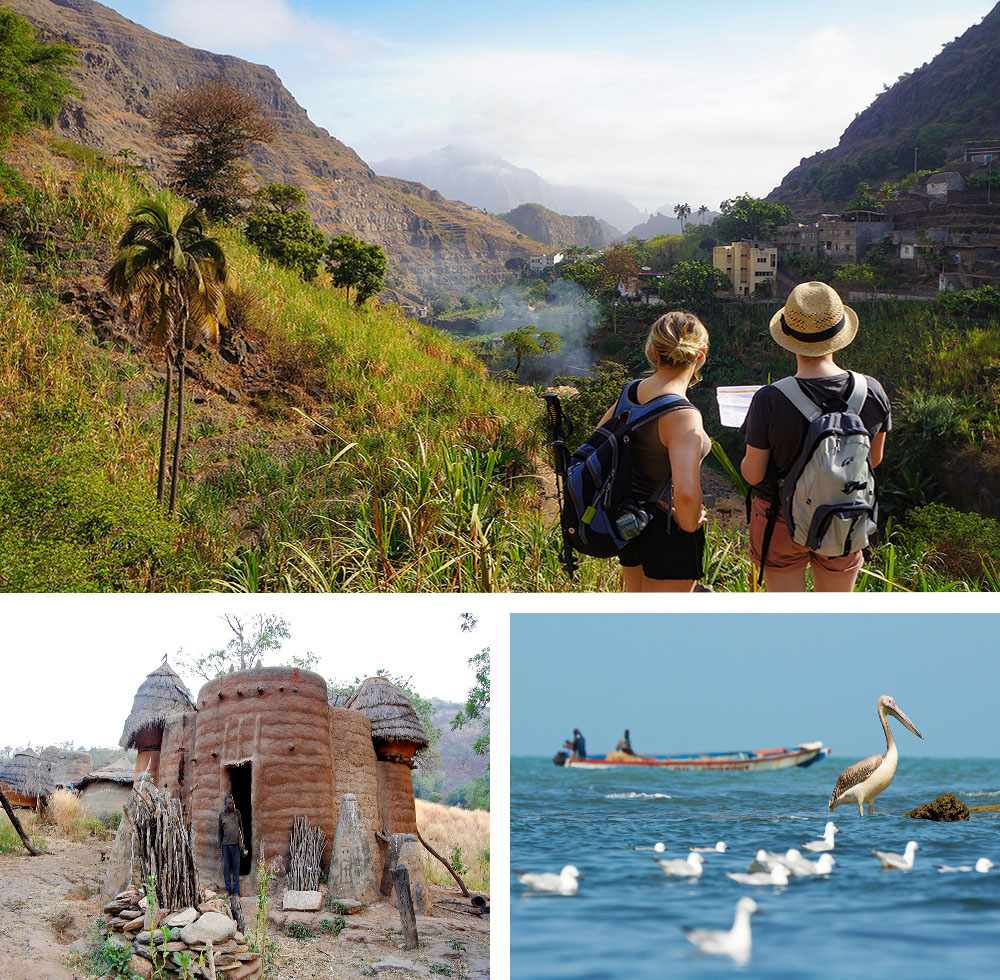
[541,392,578,579]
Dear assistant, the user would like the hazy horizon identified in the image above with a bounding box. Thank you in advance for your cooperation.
[101,0,992,210]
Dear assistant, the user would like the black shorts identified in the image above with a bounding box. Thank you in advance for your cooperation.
[618,508,704,581]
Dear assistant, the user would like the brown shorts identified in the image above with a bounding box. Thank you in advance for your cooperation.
[748,496,864,574]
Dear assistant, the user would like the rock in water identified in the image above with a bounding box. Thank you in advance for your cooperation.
[906,793,970,821]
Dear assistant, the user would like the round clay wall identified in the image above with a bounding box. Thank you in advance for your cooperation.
[187,667,336,891]
[159,709,196,811]
[79,782,132,821]
[377,760,418,835]
[329,707,383,897]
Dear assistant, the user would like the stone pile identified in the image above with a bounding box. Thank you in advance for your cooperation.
[103,888,262,979]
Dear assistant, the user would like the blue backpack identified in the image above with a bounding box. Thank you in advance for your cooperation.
[561,382,691,558]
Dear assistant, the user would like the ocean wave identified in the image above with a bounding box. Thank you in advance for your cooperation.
[961,790,1000,798]
[605,792,672,800]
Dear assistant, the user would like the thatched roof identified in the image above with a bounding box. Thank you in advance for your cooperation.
[39,747,93,787]
[120,658,196,750]
[0,749,56,799]
[77,757,135,790]
[344,677,429,749]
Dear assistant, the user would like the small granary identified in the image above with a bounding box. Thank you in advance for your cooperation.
[0,749,56,807]
[117,664,431,905]
[119,656,196,784]
[77,758,134,821]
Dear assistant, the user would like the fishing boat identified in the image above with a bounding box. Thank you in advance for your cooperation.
[553,741,831,772]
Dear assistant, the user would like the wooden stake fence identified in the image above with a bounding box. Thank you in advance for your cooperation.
[288,815,326,891]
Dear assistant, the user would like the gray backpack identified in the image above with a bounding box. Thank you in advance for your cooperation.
[774,371,877,557]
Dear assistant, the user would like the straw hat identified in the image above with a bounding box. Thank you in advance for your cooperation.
[769,282,858,356]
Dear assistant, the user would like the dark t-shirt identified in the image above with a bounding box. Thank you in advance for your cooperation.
[219,808,244,847]
[741,372,891,502]
[573,734,586,758]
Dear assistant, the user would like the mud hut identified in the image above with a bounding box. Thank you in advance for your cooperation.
[77,758,134,821]
[119,665,427,904]
[344,676,429,836]
[120,657,195,785]
[0,749,56,807]
[39,746,93,787]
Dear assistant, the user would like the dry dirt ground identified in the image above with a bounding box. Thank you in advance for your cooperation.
[0,834,489,980]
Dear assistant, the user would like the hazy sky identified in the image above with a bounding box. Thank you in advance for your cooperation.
[101,0,990,211]
[0,596,498,751]
[510,613,1000,759]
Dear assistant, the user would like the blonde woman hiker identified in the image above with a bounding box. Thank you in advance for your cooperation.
[597,311,711,593]
[740,282,891,592]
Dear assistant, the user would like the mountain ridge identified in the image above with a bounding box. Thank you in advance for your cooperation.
[7,0,548,290]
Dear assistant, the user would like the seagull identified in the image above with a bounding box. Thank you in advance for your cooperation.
[787,852,836,877]
[747,850,784,873]
[803,822,840,852]
[829,695,924,816]
[726,864,790,886]
[873,841,920,871]
[935,858,996,873]
[690,841,728,853]
[515,865,581,894]
[683,897,759,964]
[630,842,667,852]
[654,853,705,877]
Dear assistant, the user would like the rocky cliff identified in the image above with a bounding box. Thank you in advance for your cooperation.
[7,0,546,289]
[770,5,1000,212]
[499,203,607,249]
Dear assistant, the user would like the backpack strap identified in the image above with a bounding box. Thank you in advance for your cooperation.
[774,372,869,419]
[614,381,691,426]
[772,376,821,421]
[845,372,868,415]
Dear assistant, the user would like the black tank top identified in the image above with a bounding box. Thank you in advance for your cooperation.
[621,380,694,504]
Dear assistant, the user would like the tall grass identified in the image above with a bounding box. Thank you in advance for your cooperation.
[415,799,489,893]
[45,788,114,840]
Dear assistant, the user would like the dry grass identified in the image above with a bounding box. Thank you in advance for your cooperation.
[43,789,114,841]
[415,798,489,893]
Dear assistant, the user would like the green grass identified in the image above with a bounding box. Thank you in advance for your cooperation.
[0,810,46,854]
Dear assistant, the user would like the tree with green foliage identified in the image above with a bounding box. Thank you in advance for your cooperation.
[450,613,489,809]
[154,78,276,220]
[658,260,730,312]
[177,613,307,680]
[0,9,76,152]
[245,184,326,280]
[324,233,388,305]
[502,323,561,376]
[105,202,232,512]
[714,194,790,242]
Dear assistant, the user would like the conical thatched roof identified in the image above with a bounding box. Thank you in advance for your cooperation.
[76,757,135,790]
[0,749,56,800]
[344,677,429,749]
[120,658,196,750]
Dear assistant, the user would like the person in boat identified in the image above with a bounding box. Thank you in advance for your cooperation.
[740,282,890,592]
[615,730,636,755]
[597,311,711,593]
[563,729,587,759]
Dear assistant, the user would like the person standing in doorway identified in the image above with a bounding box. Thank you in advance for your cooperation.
[218,795,248,897]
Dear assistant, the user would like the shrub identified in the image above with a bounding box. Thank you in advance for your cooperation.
[904,504,1000,584]
[285,921,315,939]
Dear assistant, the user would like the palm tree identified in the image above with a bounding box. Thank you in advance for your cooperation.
[106,201,232,512]
[673,202,692,233]
[697,204,709,225]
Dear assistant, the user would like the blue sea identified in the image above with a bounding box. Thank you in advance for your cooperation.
[511,756,1000,980]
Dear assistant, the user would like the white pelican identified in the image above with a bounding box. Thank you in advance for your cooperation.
[726,864,790,886]
[935,858,996,873]
[829,695,924,816]
[803,822,839,852]
[690,841,728,853]
[654,852,705,877]
[683,897,759,964]
[872,841,920,871]
[515,865,581,894]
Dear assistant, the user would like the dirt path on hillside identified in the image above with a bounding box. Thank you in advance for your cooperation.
[0,834,489,980]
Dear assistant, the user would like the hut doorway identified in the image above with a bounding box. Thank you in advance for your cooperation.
[227,763,254,877]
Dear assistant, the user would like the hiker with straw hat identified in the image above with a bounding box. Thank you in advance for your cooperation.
[740,282,891,591]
